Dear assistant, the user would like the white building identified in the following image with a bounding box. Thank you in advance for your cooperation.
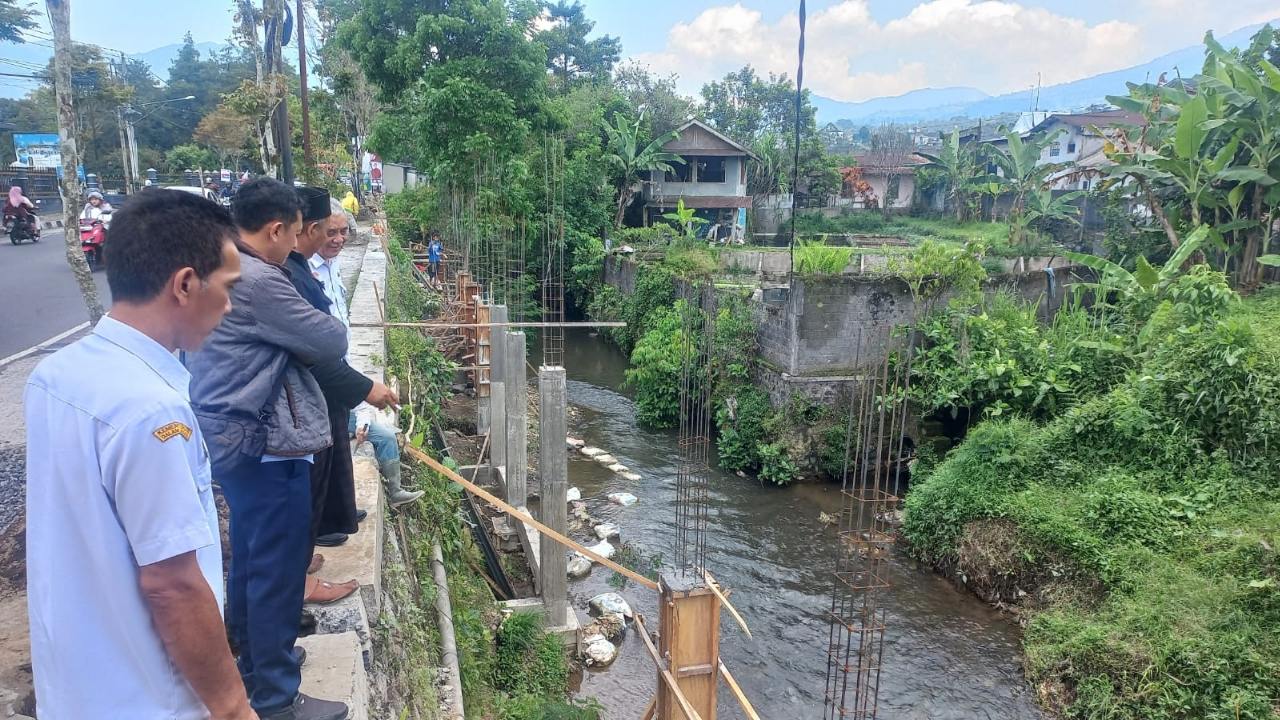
[1026,110,1146,191]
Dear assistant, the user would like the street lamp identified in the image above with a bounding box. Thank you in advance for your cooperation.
[117,95,196,193]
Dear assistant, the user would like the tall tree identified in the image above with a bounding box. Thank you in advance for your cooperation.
[918,129,980,221]
[613,62,696,137]
[700,67,816,145]
[534,1,620,91]
[0,0,36,42]
[601,113,683,228]
[47,0,103,322]
[338,0,549,174]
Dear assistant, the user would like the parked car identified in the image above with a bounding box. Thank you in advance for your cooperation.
[162,185,223,206]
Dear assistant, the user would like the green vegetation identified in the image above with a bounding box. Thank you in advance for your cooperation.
[794,240,853,275]
[382,221,593,720]
[903,279,1280,719]
[791,212,1053,257]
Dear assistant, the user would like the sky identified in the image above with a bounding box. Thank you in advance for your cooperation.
[13,0,1280,103]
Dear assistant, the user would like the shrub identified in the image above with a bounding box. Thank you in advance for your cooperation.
[757,442,799,486]
[794,239,853,275]
[492,611,568,698]
[624,303,688,429]
[715,387,773,472]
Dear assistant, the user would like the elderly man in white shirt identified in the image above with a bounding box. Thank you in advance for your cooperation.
[310,199,423,508]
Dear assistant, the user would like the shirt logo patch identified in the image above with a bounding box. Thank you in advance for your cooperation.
[153,422,193,443]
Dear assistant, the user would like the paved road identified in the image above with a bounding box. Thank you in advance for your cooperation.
[0,229,111,359]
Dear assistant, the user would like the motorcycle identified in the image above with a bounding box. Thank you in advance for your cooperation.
[80,211,110,270]
[3,200,41,245]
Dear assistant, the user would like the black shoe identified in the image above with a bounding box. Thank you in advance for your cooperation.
[315,533,348,547]
[292,645,307,667]
[263,693,349,720]
[355,509,368,523]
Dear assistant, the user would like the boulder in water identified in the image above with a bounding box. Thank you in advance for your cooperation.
[579,539,616,561]
[583,613,626,642]
[588,592,633,621]
[620,471,642,482]
[567,556,592,579]
[566,487,581,502]
[606,463,628,474]
[594,454,618,465]
[594,522,620,540]
[608,492,638,506]
[580,446,605,458]
[581,633,617,667]
[566,437,586,449]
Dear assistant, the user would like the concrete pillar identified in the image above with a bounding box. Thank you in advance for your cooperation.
[505,331,528,508]
[538,366,568,628]
[489,307,508,484]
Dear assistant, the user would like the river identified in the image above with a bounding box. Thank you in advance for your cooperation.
[552,328,1045,720]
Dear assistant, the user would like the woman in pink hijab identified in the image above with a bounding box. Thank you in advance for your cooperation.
[4,184,38,234]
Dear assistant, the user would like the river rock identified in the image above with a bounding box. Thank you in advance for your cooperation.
[567,556,592,580]
[580,446,605,458]
[582,613,626,642]
[571,504,592,523]
[566,437,585,449]
[580,539,616,561]
[606,463,629,474]
[566,487,581,502]
[588,592,634,621]
[608,492,638,506]
[593,454,618,465]
[580,633,617,667]
[620,471,642,482]
[594,522,621,540]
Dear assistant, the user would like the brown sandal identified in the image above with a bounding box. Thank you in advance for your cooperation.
[304,576,359,605]
[307,553,325,575]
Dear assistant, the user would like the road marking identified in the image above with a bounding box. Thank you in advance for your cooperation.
[0,321,90,369]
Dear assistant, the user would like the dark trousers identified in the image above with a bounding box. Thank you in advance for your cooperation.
[311,406,357,540]
[221,457,312,714]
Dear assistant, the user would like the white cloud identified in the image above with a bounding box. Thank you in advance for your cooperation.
[630,0,1277,102]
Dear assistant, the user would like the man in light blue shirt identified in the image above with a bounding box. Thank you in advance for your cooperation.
[25,189,253,719]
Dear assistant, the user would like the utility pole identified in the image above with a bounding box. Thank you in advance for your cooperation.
[263,0,293,183]
[116,106,133,194]
[114,51,133,193]
[47,0,104,322]
[297,0,312,172]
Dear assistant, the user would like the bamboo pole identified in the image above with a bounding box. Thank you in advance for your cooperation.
[717,662,761,720]
[352,321,626,329]
[703,570,752,640]
[404,445,659,591]
[633,614,705,720]
[640,698,658,720]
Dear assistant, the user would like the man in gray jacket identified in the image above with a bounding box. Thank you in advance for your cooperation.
[188,178,349,720]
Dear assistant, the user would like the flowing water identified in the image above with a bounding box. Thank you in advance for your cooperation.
[554,329,1045,720]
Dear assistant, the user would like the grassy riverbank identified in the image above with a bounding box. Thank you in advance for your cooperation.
[903,282,1280,720]
[380,240,599,720]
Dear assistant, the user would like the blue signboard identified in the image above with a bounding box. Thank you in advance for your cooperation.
[13,133,61,169]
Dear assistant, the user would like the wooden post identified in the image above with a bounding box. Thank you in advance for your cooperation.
[657,572,720,720]
[475,300,491,434]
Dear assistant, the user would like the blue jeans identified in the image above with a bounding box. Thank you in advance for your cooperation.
[349,412,399,465]
[220,457,312,714]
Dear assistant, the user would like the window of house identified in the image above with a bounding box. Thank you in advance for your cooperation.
[1050,143,1061,157]
[664,158,692,183]
[695,156,727,184]
[1067,141,1077,153]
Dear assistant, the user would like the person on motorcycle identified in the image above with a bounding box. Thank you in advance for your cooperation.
[5,185,38,233]
[80,191,113,222]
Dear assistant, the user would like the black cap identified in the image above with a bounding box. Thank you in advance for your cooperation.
[297,186,331,223]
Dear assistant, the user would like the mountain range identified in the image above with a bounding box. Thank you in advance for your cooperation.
[813,20,1278,126]
[0,39,227,101]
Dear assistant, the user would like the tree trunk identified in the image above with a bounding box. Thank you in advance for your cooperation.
[614,184,631,229]
[48,0,103,323]
[1238,183,1265,291]
[1136,176,1180,249]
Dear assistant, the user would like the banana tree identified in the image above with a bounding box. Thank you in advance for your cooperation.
[661,198,707,239]
[603,114,685,228]
[917,129,979,221]
[989,129,1077,245]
